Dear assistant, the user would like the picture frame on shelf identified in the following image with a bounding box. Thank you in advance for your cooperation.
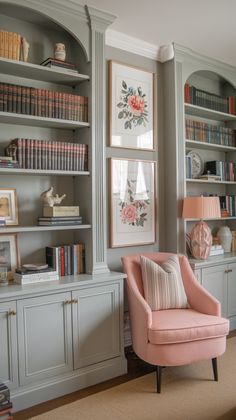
[109,61,154,150]
[0,233,20,280]
[109,158,156,248]
[0,188,19,225]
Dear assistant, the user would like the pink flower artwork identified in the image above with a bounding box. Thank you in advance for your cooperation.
[117,81,148,130]
[119,180,150,227]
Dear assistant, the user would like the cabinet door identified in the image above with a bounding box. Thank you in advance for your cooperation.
[72,283,120,369]
[0,301,18,390]
[227,263,236,317]
[17,292,73,386]
[202,265,227,317]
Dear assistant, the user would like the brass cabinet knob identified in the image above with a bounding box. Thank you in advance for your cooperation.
[227,269,233,273]
[64,299,71,304]
[72,298,78,304]
[8,310,16,316]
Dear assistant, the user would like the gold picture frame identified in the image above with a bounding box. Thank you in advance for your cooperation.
[109,158,156,248]
[0,188,19,225]
[109,60,155,150]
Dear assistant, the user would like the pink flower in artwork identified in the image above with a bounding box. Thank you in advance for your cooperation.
[127,95,145,116]
[121,204,137,224]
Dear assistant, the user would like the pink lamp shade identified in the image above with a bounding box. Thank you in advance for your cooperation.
[182,196,221,220]
[182,196,221,260]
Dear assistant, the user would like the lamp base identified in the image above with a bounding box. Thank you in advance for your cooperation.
[190,221,212,260]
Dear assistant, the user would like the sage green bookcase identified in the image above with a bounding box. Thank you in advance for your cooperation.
[0,0,127,411]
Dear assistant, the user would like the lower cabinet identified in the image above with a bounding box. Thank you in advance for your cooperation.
[0,277,126,411]
[191,259,236,329]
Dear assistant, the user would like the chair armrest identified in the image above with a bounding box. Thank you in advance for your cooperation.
[179,255,221,316]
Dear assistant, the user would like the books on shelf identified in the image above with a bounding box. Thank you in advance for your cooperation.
[43,206,80,217]
[46,243,85,276]
[219,195,236,217]
[0,82,88,122]
[185,118,236,147]
[199,174,221,181]
[38,216,82,226]
[5,138,88,171]
[206,160,236,182]
[40,57,78,73]
[0,29,21,60]
[13,267,59,284]
[185,83,235,115]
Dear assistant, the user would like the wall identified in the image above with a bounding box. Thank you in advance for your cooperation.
[105,45,164,272]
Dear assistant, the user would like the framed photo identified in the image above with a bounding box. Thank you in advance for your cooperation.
[109,61,154,150]
[0,233,20,280]
[0,188,18,225]
[109,158,156,247]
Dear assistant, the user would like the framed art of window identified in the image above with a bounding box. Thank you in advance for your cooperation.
[0,233,20,280]
[109,61,155,150]
[109,158,156,247]
[0,188,19,225]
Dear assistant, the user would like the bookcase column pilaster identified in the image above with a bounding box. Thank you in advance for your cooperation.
[87,7,116,274]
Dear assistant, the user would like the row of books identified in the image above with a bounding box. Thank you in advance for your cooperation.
[6,138,88,171]
[219,195,236,217]
[46,243,85,276]
[0,83,88,122]
[185,118,236,147]
[206,160,236,182]
[185,83,235,114]
[0,29,21,60]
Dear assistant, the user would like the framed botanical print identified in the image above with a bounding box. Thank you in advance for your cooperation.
[109,61,154,150]
[0,188,19,225]
[0,233,20,280]
[109,158,156,247]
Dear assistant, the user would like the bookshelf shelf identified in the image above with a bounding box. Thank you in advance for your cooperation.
[0,57,90,85]
[186,217,236,221]
[186,139,236,152]
[0,168,90,176]
[0,224,92,233]
[186,179,236,185]
[185,103,236,122]
[0,112,90,129]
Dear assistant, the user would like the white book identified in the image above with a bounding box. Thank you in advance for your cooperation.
[13,274,59,285]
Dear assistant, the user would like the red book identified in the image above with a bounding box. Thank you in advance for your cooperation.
[60,246,65,276]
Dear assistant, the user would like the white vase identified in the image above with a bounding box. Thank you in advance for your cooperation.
[217,226,232,252]
[54,43,66,61]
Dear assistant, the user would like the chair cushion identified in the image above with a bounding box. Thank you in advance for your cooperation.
[140,255,188,310]
[148,309,229,345]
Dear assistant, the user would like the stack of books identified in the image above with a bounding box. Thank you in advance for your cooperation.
[209,245,224,256]
[231,230,236,252]
[0,156,19,168]
[40,57,78,74]
[13,266,59,285]
[46,243,85,276]
[0,29,21,60]
[0,382,12,420]
[38,216,82,226]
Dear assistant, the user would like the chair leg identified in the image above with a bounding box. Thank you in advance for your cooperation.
[156,365,162,393]
[212,358,218,382]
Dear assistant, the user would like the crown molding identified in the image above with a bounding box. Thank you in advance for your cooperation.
[105,29,174,62]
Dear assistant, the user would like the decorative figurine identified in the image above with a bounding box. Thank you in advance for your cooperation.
[22,37,30,62]
[40,186,66,207]
[54,43,66,61]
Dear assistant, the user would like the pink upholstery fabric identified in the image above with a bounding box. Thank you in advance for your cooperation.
[149,309,229,345]
[122,252,229,367]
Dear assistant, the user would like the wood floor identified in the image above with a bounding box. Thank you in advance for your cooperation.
[14,331,236,420]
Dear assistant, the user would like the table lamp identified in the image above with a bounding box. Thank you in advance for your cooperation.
[182,196,221,259]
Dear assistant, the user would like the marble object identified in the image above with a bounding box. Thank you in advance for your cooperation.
[22,37,30,62]
[54,43,66,61]
[217,226,232,253]
[40,186,66,207]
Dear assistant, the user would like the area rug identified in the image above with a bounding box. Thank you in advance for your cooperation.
[32,337,236,420]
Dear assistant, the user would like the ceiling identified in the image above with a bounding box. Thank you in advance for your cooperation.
[82,0,236,67]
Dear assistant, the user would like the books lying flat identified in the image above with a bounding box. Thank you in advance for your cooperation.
[199,175,221,181]
[40,57,76,69]
[43,206,80,217]
[38,220,82,226]
[14,268,59,284]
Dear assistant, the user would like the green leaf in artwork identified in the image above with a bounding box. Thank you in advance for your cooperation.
[122,80,127,89]
[118,111,124,119]
[124,121,130,129]
[117,102,124,108]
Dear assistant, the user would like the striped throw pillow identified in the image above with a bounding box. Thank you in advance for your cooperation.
[140,255,188,310]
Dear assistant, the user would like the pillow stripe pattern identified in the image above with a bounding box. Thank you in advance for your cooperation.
[140,255,188,310]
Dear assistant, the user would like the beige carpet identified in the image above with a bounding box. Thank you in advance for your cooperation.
[32,337,236,420]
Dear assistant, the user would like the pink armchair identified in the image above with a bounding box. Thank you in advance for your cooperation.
[122,252,229,393]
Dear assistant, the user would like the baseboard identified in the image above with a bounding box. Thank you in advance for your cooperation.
[11,356,127,412]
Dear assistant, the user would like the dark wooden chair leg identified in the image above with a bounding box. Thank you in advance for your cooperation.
[212,358,218,381]
[156,365,162,393]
